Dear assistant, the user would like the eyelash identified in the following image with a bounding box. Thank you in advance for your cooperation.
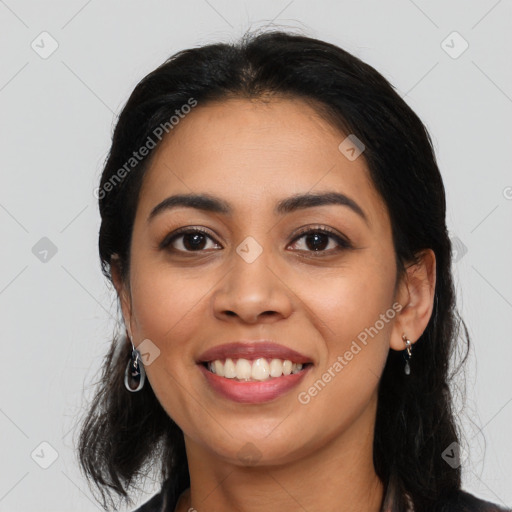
[160,225,352,256]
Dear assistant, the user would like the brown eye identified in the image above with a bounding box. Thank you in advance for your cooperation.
[160,228,221,253]
[289,227,352,255]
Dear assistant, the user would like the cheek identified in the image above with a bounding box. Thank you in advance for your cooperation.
[299,250,396,403]
[128,256,206,344]
[127,263,211,429]
[126,257,211,411]
[307,251,397,346]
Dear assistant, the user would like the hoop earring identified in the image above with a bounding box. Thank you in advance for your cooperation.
[124,341,146,392]
[402,334,413,376]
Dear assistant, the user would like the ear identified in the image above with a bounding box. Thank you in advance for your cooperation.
[111,254,133,340]
[390,249,436,351]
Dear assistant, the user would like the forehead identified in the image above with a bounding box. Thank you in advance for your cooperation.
[137,97,388,225]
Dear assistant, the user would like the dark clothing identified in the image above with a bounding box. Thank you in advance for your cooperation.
[132,481,510,512]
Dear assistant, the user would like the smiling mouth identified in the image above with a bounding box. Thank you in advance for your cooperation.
[201,357,313,382]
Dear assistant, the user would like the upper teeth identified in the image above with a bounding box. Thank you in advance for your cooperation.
[207,358,304,381]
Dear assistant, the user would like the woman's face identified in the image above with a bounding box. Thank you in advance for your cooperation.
[117,97,410,466]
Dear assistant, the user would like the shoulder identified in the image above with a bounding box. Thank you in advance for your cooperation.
[437,490,510,512]
[131,491,164,512]
[131,488,173,512]
[130,487,510,512]
[131,480,189,512]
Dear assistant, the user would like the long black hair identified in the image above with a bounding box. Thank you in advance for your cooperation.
[78,29,469,511]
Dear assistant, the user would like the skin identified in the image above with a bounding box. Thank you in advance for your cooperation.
[112,97,436,512]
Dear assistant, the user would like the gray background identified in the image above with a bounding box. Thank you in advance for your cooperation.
[1,0,511,510]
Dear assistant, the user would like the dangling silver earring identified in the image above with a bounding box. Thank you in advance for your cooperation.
[124,340,146,392]
[402,334,413,376]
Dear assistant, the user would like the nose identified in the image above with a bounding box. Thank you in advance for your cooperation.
[212,244,293,324]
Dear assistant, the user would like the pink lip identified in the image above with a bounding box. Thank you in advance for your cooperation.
[196,341,313,404]
[198,363,312,404]
[196,341,312,364]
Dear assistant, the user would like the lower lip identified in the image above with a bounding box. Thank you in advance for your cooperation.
[198,364,311,404]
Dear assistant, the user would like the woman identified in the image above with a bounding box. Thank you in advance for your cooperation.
[78,31,509,512]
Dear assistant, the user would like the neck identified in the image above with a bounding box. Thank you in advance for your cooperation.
[176,397,384,512]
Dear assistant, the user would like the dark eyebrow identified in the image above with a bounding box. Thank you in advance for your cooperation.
[147,194,231,223]
[275,192,368,224]
[147,191,368,225]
